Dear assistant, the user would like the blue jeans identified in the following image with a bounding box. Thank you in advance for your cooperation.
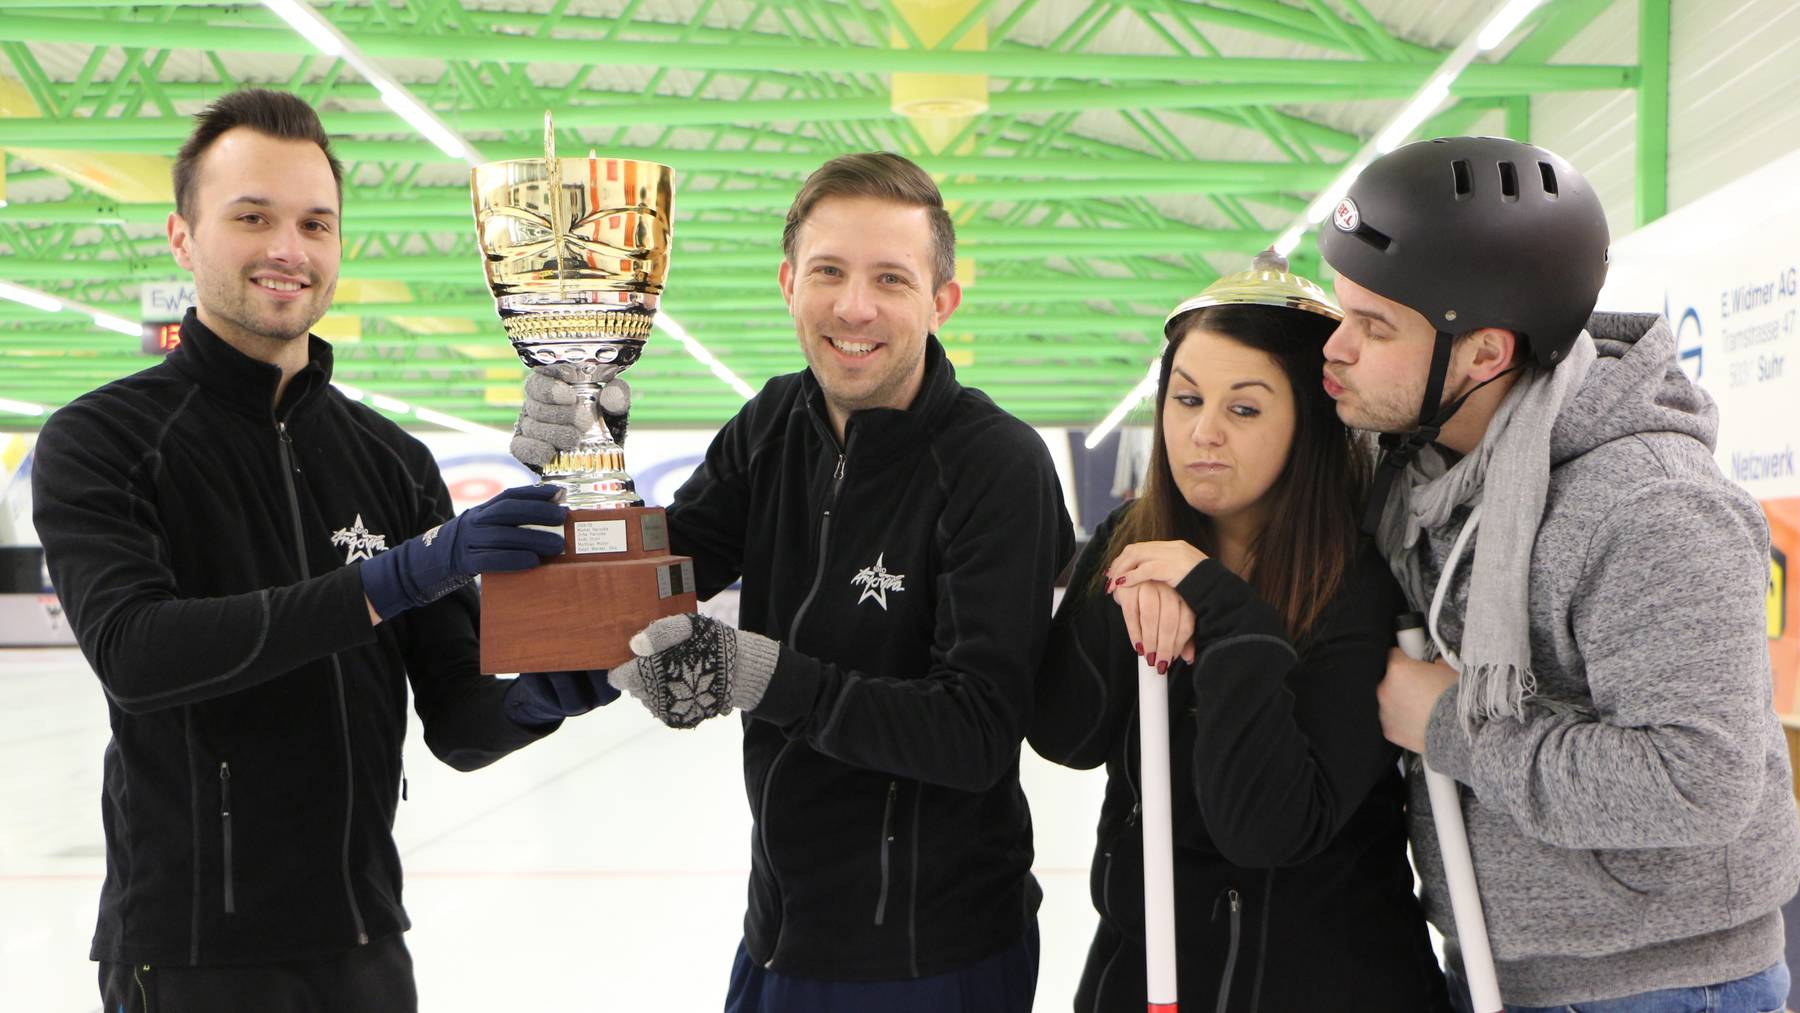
[724,924,1040,1013]
[1447,961,1789,1013]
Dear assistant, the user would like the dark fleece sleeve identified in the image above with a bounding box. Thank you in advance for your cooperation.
[31,398,376,715]
[1028,516,1135,771]
[394,458,555,771]
[665,392,759,600]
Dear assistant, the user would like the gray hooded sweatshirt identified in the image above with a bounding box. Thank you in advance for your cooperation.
[1407,312,1800,1006]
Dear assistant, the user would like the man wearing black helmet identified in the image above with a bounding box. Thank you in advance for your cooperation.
[1318,136,1800,1012]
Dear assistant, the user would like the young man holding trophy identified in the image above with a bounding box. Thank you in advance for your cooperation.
[514,152,1075,1011]
[31,90,614,1013]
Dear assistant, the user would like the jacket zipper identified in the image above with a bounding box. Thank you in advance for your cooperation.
[787,448,849,651]
[755,740,793,968]
[1124,697,1142,803]
[873,780,898,925]
[1248,869,1273,1012]
[1090,798,1141,1008]
[1213,888,1241,1013]
[276,419,368,946]
[219,762,235,915]
[907,787,923,976]
[758,442,850,967]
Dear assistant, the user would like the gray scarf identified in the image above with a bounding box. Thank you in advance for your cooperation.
[1376,332,1596,729]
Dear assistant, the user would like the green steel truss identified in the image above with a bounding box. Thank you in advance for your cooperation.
[0,0,1652,431]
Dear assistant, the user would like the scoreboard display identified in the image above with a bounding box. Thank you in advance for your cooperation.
[141,321,182,355]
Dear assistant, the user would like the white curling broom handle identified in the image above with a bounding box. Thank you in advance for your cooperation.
[1138,656,1178,1013]
[1397,620,1502,1013]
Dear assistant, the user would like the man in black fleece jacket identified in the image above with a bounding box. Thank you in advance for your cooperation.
[31,90,615,1013]
[514,152,1074,1012]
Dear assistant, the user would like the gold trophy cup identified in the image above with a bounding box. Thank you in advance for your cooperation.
[472,114,696,674]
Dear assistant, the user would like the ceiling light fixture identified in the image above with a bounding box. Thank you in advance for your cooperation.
[260,0,479,166]
[655,311,756,401]
[0,280,64,314]
[0,397,48,416]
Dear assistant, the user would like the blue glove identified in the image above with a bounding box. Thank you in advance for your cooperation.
[360,484,565,621]
[504,670,621,729]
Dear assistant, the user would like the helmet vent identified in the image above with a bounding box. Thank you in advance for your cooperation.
[1539,161,1560,197]
[1452,159,1473,198]
[1352,223,1393,252]
[1498,161,1520,201]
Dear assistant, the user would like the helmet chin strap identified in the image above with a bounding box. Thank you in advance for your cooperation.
[1359,330,1523,535]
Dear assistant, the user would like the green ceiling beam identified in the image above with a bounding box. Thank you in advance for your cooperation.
[1418,0,1623,139]
[24,89,1366,164]
[0,13,1637,88]
[0,219,1287,274]
[0,69,1636,148]
[0,116,1333,184]
[457,0,1441,63]
[36,0,1436,83]
[0,0,1637,436]
[0,266,1202,305]
[0,178,1313,229]
[1635,0,1669,227]
[1330,0,1415,63]
[1504,96,1531,141]
[48,0,1347,63]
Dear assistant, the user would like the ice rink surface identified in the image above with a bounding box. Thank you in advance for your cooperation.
[0,647,1108,1012]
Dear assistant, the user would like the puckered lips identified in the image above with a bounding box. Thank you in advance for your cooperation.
[1322,368,1347,399]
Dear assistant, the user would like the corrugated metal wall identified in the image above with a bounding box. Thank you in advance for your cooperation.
[1532,0,1800,238]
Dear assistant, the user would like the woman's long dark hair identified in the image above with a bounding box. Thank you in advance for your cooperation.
[1095,303,1369,640]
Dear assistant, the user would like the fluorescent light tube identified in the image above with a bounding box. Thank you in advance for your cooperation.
[0,281,64,313]
[262,0,345,58]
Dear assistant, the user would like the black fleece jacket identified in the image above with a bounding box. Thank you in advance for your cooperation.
[31,311,552,967]
[664,337,1074,980]
[1029,507,1449,1012]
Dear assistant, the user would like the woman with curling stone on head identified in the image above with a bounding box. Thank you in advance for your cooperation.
[1030,252,1450,1013]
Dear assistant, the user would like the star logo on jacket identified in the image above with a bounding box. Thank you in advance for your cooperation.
[850,553,906,611]
[330,514,389,564]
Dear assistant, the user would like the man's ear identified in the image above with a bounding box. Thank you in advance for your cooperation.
[168,211,195,271]
[1464,327,1518,382]
[777,258,795,316]
[930,277,962,330]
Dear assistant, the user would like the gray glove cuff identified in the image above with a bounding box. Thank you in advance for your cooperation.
[730,629,781,713]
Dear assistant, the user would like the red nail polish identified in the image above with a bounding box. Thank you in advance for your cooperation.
[1147,653,1157,666]
[1134,642,1144,655]
[1158,661,1169,675]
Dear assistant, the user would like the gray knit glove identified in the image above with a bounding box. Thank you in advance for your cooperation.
[607,614,780,728]
[510,367,631,472]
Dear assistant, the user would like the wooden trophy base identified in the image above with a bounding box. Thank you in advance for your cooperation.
[480,505,696,674]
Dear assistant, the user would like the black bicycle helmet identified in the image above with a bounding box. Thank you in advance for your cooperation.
[1318,137,1611,533]
[1319,136,1609,368]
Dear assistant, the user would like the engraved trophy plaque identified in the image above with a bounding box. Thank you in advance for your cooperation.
[472,114,696,674]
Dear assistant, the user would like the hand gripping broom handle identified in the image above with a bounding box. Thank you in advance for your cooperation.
[1397,613,1502,1013]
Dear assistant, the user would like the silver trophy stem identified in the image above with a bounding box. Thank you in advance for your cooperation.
[540,368,642,510]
